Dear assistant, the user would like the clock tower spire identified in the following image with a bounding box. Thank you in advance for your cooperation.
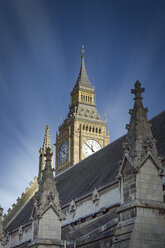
[55,46,110,174]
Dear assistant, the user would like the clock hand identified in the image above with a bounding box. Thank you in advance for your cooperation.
[85,142,95,153]
[89,144,95,153]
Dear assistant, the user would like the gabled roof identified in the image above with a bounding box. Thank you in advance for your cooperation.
[5,111,165,233]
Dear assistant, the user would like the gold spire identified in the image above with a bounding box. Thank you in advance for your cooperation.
[43,124,51,151]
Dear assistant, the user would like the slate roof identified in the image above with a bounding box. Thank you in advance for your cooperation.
[150,111,165,158]
[5,110,165,233]
[56,135,125,206]
[75,103,104,123]
[62,208,118,241]
[6,197,34,233]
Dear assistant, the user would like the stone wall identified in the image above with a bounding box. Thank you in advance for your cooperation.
[37,208,61,240]
[62,183,120,226]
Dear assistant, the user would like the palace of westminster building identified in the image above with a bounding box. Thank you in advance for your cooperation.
[0,46,165,248]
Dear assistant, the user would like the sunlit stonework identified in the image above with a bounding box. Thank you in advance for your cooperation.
[55,45,110,174]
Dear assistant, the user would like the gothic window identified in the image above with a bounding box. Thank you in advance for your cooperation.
[86,125,88,131]
[96,128,98,133]
[99,128,101,134]
[89,126,91,132]
[93,127,95,132]
[83,125,85,130]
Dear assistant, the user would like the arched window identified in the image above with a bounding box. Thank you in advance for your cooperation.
[99,128,101,134]
[93,127,95,132]
[96,128,98,133]
[86,125,88,131]
[83,125,85,130]
[89,126,91,132]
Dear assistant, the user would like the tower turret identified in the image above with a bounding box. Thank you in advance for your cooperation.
[55,46,110,174]
[123,80,161,167]
[31,147,64,247]
[38,125,54,181]
[112,81,165,248]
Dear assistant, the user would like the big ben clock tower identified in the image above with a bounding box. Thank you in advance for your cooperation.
[55,46,110,175]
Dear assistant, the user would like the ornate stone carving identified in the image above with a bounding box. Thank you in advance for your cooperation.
[32,145,64,242]
[112,81,165,248]
[69,200,76,212]
[92,188,100,203]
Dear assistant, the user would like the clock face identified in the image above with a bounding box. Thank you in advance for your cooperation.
[59,141,69,164]
[82,140,101,158]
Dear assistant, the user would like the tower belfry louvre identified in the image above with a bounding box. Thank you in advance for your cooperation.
[55,46,110,174]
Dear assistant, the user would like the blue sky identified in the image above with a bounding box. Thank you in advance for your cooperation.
[0,0,165,213]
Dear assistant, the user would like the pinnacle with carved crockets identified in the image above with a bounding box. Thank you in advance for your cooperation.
[33,147,63,220]
[43,124,51,152]
[123,80,161,168]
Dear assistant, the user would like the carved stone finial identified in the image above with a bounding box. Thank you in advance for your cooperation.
[131,80,145,102]
[124,81,160,169]
[44,147,53,163]
[43,124,51,151]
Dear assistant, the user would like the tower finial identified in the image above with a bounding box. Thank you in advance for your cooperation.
[131,80,145,104]
[123,80,157,164]
[43,124,51,151]
[81,44,85,57]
